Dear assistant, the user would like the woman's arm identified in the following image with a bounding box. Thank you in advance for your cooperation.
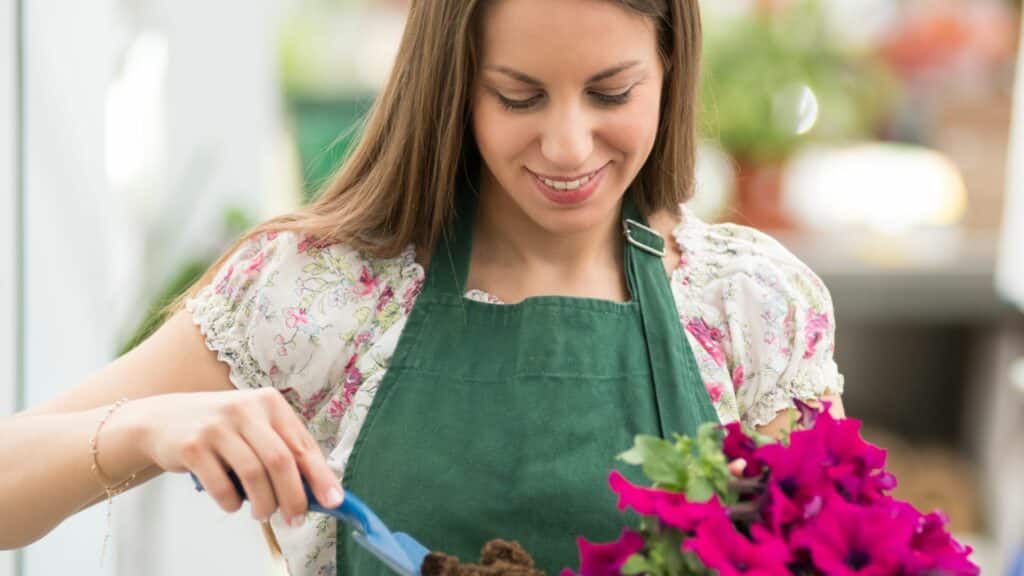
[0,310,234,549]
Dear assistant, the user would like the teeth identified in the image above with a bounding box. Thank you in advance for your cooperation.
[538,172,594,191]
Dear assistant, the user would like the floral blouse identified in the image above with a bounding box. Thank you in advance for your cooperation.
[185,203,844,576]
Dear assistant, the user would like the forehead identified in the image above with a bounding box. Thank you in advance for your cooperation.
[477,0,659,77]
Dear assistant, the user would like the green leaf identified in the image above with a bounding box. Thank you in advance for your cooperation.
[619,436,687,487]
[621,554,655,575]
[684,475,714,502]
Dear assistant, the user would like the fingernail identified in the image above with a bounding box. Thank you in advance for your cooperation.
[288,514,306,528]
[325,488,343,507]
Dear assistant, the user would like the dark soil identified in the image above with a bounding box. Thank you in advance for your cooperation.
[421,539,546,576]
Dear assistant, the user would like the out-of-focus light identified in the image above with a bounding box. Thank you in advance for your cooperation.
[783,142,967,235]
[774,83,819,136]
[691,141,736,222]
[105,31,168,190]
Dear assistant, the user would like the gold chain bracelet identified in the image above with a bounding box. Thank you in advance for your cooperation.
[89,397,139,566]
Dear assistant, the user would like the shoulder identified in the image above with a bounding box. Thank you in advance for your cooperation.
[668,205,843,428]
[670,204,833,314]
[189,230,425,314]
[185,229,425,409]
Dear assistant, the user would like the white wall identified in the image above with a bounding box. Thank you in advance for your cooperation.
[19,0,287,575]
[112,3,287,575]
[20,2,122,574]
[1,2,20,576]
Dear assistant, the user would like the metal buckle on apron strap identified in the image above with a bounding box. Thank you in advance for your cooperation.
[623,218,667,258]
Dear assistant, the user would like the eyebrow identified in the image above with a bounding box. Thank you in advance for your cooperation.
[484,60,641,87]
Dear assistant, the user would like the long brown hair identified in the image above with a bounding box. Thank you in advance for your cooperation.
[166,0,701,555]
[167,0,701,316]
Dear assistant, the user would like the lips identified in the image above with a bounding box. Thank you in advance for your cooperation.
[529,163,608,206]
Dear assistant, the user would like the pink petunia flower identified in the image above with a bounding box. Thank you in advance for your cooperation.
[756,429,833,532]
[561,529,645,576]
[903,507,980,575]
[789,495,918,576]
[683,506,791,576]
[721,422,764,477]
[809,410,894,503]
[608,470,723,532]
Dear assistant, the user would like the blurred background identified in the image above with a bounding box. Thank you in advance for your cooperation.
[1,0,1023,574]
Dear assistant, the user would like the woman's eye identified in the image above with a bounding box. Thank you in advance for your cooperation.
[498,94,542,111]
[591,88,634,105]
[496,86,634,111]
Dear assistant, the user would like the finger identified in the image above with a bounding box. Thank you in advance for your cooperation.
[268,395,344,509]
[217,430,278,521]
[728,458,747,477]
[188,452,244,513]
[240,419,308,526]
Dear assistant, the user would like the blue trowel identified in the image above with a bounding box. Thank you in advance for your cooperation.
[189,471,429,576]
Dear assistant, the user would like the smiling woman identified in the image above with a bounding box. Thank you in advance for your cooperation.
[2,1,844,575]
[165,0,844,573]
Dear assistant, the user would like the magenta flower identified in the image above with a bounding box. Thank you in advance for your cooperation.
[608,470,724,531]
[789,495,917,575]
[561,529,645,576]
[810,410,894,503]
[721,422,764,477]
[683,506,791,576]
[757,430,832,531]
[793,397,820,428]
[567,399,978,576]
[903,508,979,575]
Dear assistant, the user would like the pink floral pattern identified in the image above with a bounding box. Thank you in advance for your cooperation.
[185,204,843,576]
[686,318,727,366]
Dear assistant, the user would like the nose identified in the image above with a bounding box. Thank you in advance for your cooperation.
[539,102,594,172]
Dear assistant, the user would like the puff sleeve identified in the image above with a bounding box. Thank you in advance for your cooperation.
[673,207,846,429]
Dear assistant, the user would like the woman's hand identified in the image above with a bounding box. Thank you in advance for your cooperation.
[137,388,343,527]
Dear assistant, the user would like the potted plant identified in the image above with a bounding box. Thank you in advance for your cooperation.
[699,0,895,229]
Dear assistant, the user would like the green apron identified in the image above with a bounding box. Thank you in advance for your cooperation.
[337,176,718,574]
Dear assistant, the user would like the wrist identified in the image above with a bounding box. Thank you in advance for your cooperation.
[99,397,158,479]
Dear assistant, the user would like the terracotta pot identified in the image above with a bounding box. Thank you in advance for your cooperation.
[730,159,794,231]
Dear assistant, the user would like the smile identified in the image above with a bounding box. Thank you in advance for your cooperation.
[529,164,607,191]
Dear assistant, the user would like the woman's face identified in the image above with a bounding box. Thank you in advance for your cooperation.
[472,0,665,235]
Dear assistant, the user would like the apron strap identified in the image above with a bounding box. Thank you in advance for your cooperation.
[622,197,719,438]
[424,173,478,297]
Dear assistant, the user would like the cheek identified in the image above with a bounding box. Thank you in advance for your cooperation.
[472,99,531,170]
[600,96,661,161]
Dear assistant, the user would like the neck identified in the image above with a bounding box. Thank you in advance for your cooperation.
[470,168,627,301]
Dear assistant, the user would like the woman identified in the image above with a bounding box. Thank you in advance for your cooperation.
[0,0,845,574]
